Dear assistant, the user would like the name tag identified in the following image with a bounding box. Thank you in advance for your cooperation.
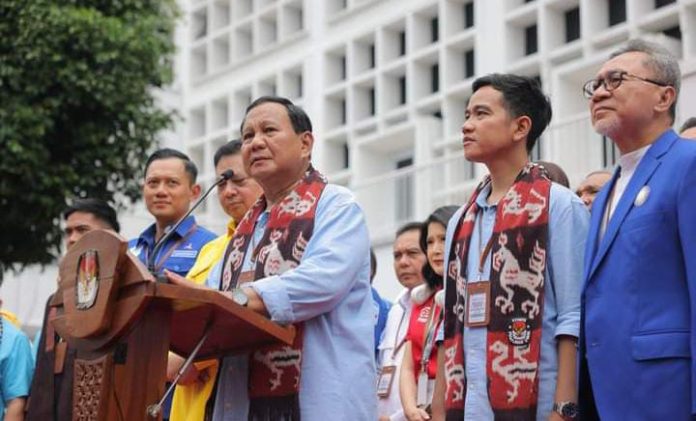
[171,249,198,259]
[465,281,490,327]
[377,365,396,398]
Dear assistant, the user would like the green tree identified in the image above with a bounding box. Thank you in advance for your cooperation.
[0,0,178,277]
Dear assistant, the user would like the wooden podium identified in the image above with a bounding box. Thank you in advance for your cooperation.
[51,230,295,421]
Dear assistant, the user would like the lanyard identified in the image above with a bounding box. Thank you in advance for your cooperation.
[476,211,495,279]
[390,309,408,361]
[147,224,198,273]
[419,300,442,373]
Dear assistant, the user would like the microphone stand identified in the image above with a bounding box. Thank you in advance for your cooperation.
[147,169,234,282]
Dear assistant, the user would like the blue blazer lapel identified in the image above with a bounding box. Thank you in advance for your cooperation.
[587,131,678,281]
[583,169,619,284]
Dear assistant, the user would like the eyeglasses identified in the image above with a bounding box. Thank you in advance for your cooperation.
[582,70,669,99]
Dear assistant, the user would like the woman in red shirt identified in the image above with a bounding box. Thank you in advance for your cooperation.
[400,206,458,421]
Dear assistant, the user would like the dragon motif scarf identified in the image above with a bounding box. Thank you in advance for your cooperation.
[443,163,551,420]
[221,165,326,421]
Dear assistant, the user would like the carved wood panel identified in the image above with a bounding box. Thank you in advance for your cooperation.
[73,355,111,420]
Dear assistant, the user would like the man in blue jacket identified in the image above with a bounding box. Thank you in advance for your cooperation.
[579,39,696,419]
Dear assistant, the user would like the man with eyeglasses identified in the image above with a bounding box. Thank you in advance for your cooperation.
[579,39,696,420]
[169,140,263,421]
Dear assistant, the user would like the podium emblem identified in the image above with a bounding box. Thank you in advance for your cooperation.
[76,249,100,310]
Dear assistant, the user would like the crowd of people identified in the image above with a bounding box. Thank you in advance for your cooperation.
[2,38,696,421]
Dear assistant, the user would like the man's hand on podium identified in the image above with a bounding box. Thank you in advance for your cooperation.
[164,269,270,317]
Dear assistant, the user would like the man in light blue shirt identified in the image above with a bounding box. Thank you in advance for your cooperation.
[168,96,376,420]
[0,310,34,421]
[437,74,588,421]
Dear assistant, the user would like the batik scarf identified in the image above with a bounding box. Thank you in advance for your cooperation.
[443,163,551,420]
[221,165,326,421]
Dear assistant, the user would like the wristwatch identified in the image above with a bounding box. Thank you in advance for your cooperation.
[231,288,249,307]
[552,401,578,420]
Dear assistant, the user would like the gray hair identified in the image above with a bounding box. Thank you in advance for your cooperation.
[610,39,681,122]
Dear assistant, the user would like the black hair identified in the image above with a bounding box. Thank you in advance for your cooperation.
[144,148,198,184]
[472,73,552,152]
[420,205,459,289]
[213,139,242,167]
[369,247,377,284]
[240,96,313,135]
[680,117,696,134]
[395,221,424,239]
[63,198,120,233]
[536,161,570,188]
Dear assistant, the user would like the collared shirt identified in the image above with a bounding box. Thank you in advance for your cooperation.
[209,184,376,421]
[186,219,237,284]
[376,288,413,421]
[601,144,651,236]
[444,182,588,420]
[128,215,216,277]
[0,318,34,419]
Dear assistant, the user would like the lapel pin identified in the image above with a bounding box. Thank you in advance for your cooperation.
[634,186,650,207]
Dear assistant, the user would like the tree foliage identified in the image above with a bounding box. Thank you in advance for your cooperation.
[0,0,178,276]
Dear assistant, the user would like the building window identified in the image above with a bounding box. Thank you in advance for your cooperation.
[525,24,538,56]
[464,2,474,29]
[342,143,350,169]
[431,63,439,93]
[431,17,439,43]
[398,76,407,105]
[399,31,406,56]
[369,43,376,69]
[602,136,618,167]
[395,157,414,222]
[565,7,580,42]
[609,0,626,26]
[340,99,346,125]
[340,55,347,80]
[465,49,475,78]
[532,74,542,89]
[297,73,303,98]
[529,137,542,161]
[663,25,682,40]
[655,0,676,8]
[369,87,376,116]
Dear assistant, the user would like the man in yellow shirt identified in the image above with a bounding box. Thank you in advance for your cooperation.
[169,140,262,421]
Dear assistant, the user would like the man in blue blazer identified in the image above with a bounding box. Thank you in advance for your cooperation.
[578,39,696,420]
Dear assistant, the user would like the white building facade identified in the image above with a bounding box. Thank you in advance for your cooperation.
[177,0,696,299]
[5,0,696,331]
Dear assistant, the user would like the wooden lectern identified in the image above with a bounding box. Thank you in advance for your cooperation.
[51,230,295,420]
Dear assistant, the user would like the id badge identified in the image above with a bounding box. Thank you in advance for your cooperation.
[238,270,255,285]
[377,365,396,397]
[54,341,67,374]
[417,371,428,406]
[465,281,490,327]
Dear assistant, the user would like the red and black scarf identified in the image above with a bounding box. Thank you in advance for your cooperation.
[221,166,327,421]
[443,163,551,420]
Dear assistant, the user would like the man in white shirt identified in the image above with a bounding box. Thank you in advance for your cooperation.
[377,222,426,421]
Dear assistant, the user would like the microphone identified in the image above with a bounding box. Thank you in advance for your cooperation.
[147,169,235,279]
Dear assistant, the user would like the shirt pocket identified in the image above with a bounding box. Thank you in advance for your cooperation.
[631,330,690,361]
[163,256,197,276]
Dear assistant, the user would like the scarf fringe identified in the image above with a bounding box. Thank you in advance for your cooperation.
[248,395,301,421]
